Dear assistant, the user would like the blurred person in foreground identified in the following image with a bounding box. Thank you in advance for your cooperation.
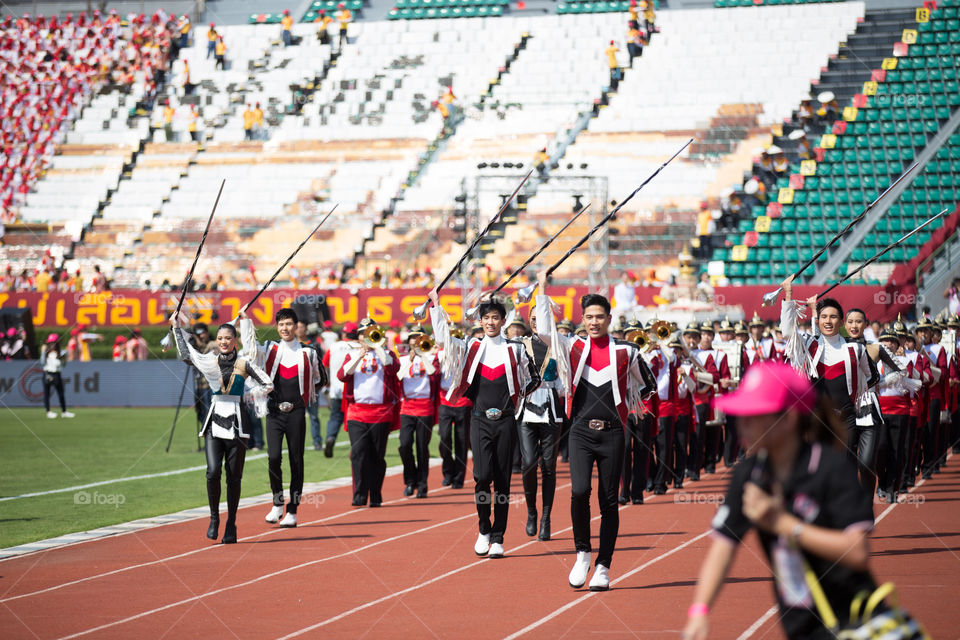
[683,361,879,640]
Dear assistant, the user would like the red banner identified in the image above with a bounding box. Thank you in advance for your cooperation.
[0,283,894,328]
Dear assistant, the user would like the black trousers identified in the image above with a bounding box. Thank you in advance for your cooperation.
[672,415,690,485]
[847,421,878,494]
[654,416,676,490]
[689,403,711,476]
[471,413,516,544]
[621,414,653,499]
[902,417,919,489]
[438,404,470,485]
[399,414,433,491]
[723,414,740,467]
[921,399,941,476]
[518,419,560,513]
[43,372,66,412]
[569,419,624,569]
[266,408,306,513]
[205,434,246,524]
[951,404,960,454]
[348,420,390,505]
[877,413,908,495]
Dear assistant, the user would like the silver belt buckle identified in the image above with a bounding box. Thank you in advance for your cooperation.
[485,408,503,420]
[588,419,609,431]
[279,402,294,413]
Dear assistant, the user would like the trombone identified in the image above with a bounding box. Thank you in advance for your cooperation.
[412,334,434,356]
[361,324,387,348]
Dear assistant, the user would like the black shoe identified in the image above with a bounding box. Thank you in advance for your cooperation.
[451,481,463,489]
[632,497,643,505]
[369,500,382,507]
[705,466,715,474]
[921,472,933,480]
[684,469,692,480]
[324,438,335,458]
[674,482,683,490]
[645,480,654,493]
[526,511,538,536]
[352,496,366,507]
[653,486,666,495]
[442,476,452,486]
[206,516,220,540]
[618,494,629,505]
[538,514,551,541]
[221,522,237,544]
[416,488,428,499]
[690,473,700,482]
[403,485,415,497]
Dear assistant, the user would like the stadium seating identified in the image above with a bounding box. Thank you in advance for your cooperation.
[715,0,847,7]
[705,3,960,286]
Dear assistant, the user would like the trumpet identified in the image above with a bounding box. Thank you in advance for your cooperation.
[624,328,650,350]
[449,327,465,340]
[361,324,386,348]
[413,334,434,356]
[651,320,672,342]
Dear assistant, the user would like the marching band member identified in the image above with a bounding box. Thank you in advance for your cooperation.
[620,319,654,506]
[173,315,273,544]
[946,315,960,456]
[875,328,920,503]
[534,271,653,590]
[338,318,401,507]
[745,313,777,363]
[917,318,947,479]
[671,337,698,490]
[898,321,930,491]
[397,327,440,498]
[780,279,876,482]
[685,322,722,480]
[649,327,681,495]
[437,323,471,490]
[844,308,883,494]
[429,290,537,559]
[518,310,564,540]
[715,318,747,467]
[930,321,956,469]
[241,308,324,528]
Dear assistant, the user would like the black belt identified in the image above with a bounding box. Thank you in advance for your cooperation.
[268,400,302,414]
[575,418,617,431]
[473,407,508,421]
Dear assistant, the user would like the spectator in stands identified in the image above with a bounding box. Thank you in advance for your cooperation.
[626,21,644,65]
[187,105,200,142]
[818,91,839,125]
[127,328,148,360]
[215,36,227,71]
[336,4,352,50]
[641,0,656,36]
[281,10,294,47]
[628,0,639,23]
[206,22,218,59]
[613,271,637,325]
[534,147,550,174]
[163,101,176,141]
[254,102,265,139]
[798,98,815,130]
[315,10,333,44]
[243,104,256,141]
[945,278,960,316]
[182,59,195,95]
[177,14,191,49]
[770,146,789,176]
[605,40,621,90]
[696,272,714,303]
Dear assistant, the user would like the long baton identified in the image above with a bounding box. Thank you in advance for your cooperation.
[761,161,920,306]
[239,204,338,317]
[161,179,225,350]
[412,169,533,319]
[465,204,591,318]
[517,138,692,302]
[815,207,948,300]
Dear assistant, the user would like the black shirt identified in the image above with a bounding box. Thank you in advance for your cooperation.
[572,378,620,428]
[712,442,876,639]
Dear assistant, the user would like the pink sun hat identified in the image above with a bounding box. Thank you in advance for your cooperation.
[714,361,815,417]
[46,333,59,343]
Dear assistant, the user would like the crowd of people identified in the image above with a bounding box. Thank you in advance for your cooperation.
[0,10,177,223]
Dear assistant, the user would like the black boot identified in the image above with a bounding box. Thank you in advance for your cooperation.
[538,506,551,541]
[206,514,220,540]
[525,508,538,537]
[222,482,241,544]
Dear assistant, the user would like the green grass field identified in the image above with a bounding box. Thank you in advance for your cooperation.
[0,406,438,549]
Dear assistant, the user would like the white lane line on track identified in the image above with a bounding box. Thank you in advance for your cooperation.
[501,529,713,640]
[735,469,937,640]
[56,510,477,640]
[1,478,452,603]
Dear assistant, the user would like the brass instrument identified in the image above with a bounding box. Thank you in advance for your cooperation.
[651,320,672,342]
[449,327,465,340]
[413,334,434,356]
[361,324,386,348]
[624,328,649,350]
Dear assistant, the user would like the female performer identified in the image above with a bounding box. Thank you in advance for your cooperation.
[41,334,74,418]
[173,316,273,544]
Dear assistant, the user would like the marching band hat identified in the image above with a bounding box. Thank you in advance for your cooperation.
[734,321,749,335]
[625,318,643,331]
[557,319,575,332]
[718,316,734,332]
[358,317,377,330]
[683,321,701,336]
[749,312,764,328]
[948,314,960,328]
[668,338,684,349]
[700,321,715,333]
[508,316,528,330]
[878,328,901,344]
[916,317,934,330]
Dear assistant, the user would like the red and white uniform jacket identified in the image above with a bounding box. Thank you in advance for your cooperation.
[397,352,440,421]
[338,347,401,426]
[438,347,472,409]
[744,337,777,365]
[877,353,921,416]
[534,294,651,428]
[922,342,948,403]
[240,318,322,415]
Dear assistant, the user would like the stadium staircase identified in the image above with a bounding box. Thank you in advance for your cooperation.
[915,222,960,317]
[699,3,937,286]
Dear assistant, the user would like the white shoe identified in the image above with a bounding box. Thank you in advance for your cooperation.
[46,411,57,419]
[568,551,591,588]
[278,512,297,528]
[488,542,504,558]
[589,564,610,591]
[265,505,284,523]
[61,411,75,418]
[474,533,491,556]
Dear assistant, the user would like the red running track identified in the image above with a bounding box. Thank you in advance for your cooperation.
[1,456,957,639]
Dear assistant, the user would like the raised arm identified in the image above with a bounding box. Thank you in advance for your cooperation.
[238,313,266,367]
